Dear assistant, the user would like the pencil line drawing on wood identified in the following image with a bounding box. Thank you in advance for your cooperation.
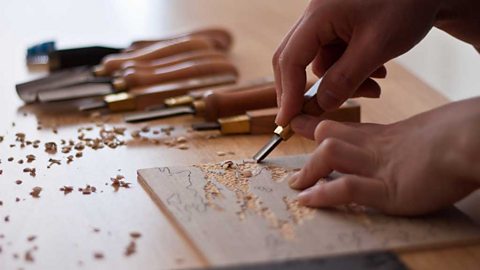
[138,155,480,266]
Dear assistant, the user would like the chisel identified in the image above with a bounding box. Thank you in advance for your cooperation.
[78,73,237,112]
[120,49,227,71]
[163,76,274,108]
[253,79,326,162]
[123,76,274,121]
[125,27,233,53]
[37,58,238,102]
[16,36,219,103]
[124,84,279,123]
[192,101,360,135]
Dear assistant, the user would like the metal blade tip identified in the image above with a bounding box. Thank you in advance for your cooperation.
[252,134,283,163]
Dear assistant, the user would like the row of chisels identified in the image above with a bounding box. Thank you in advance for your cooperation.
[17,27,362,139]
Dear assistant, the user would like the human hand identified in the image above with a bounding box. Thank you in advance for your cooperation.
[288,97,480,216]
[273,0,443,126]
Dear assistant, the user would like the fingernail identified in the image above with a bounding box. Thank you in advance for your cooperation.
[318,90,340,111]
[288,172,300,188]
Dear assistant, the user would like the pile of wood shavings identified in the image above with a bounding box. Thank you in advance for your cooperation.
[194,161,300,239]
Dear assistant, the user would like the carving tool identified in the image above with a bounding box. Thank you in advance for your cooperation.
[123,76,274,121]
[124,84,278,123]
[120,49,227,71]
[192,101,360,135]
[253,79,325,162]
[78,73,237,112]
[36,58,237,103]
[16,36,219,103]
[125,27,233,52]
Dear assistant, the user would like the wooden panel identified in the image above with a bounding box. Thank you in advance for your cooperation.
[138,155,480,266]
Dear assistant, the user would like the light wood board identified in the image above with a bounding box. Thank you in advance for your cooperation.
[138,155,480,267]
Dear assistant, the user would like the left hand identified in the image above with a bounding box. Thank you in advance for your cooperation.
[288,97,480,216]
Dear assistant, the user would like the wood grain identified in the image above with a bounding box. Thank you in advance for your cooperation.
[0,1,478,270]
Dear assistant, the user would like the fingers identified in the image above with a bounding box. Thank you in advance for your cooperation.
[316,35,385,111]
[289,138,376,190]
[275,11,337,126]
[273,15,305,107]
[297,174,389,210]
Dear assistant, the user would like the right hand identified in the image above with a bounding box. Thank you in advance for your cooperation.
[273,0,444,126]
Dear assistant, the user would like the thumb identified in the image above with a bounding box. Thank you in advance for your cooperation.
[317,36,384,111]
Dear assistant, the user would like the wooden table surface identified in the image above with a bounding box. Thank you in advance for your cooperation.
[0,1,479,269]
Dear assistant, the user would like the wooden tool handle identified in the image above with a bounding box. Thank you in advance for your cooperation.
[247,100,361,134]
[95,37,214,76]
[188,76,275,100]
[126,27,233,52]
[130,74,237,110]
[119,59,238,89]
[203,84,277,121]
[120,50,227,71]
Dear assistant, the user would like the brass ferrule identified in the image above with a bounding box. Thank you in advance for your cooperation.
[164,95,195,107]
[192,100,206,116]
[274,125,294,140]
[218,115,250,134]
[104,92,136,112]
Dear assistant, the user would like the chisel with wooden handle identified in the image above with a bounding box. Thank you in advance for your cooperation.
[124,84,279,123]
[253,79,327,162]
[78,73,238,112]
[38,58,238,103]
[120,50,227,71]
[125,27,233,53]
[192,101,360,135]
[112,58,238,91]
[95,36,217,76]
[157,76,274,110]
[18,37,221,103]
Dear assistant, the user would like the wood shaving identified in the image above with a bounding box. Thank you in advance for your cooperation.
[110,175,131,191]
[67,155,74,164]
[27,236,36,242]
[75,152,83,158]
[30,187,42,198]
[130,232,141,239]
[23,168,36,177]
[25,249,35,262]
[176,137,187,143]
[60,186,73,195]
[93,252,104,260]
[26,154,36,162]
[79,185,96,195]
[124,241,136,256]
[47,158,61,168]
[15,180,22,185]
[216,151,226,157]
[177,144,189,150]
[44,142,57,154]
[61,146,72,154]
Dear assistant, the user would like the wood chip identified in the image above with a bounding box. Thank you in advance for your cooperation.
[27,236,36,242]
[75,152,83,158]
[26,154,36,162]
[8,157,13,162]
[125,241,136,256]
[176,137,187,143]
[30,187,42,198]
[110,175,131,191]
[59,186,73,195]
[44,142,57,154]
[93,252,104,260]
[130,232,142,239]
[79,185,96,195]
[15,180,22,185]
[177,144,189,150]
[216,151,226,157]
